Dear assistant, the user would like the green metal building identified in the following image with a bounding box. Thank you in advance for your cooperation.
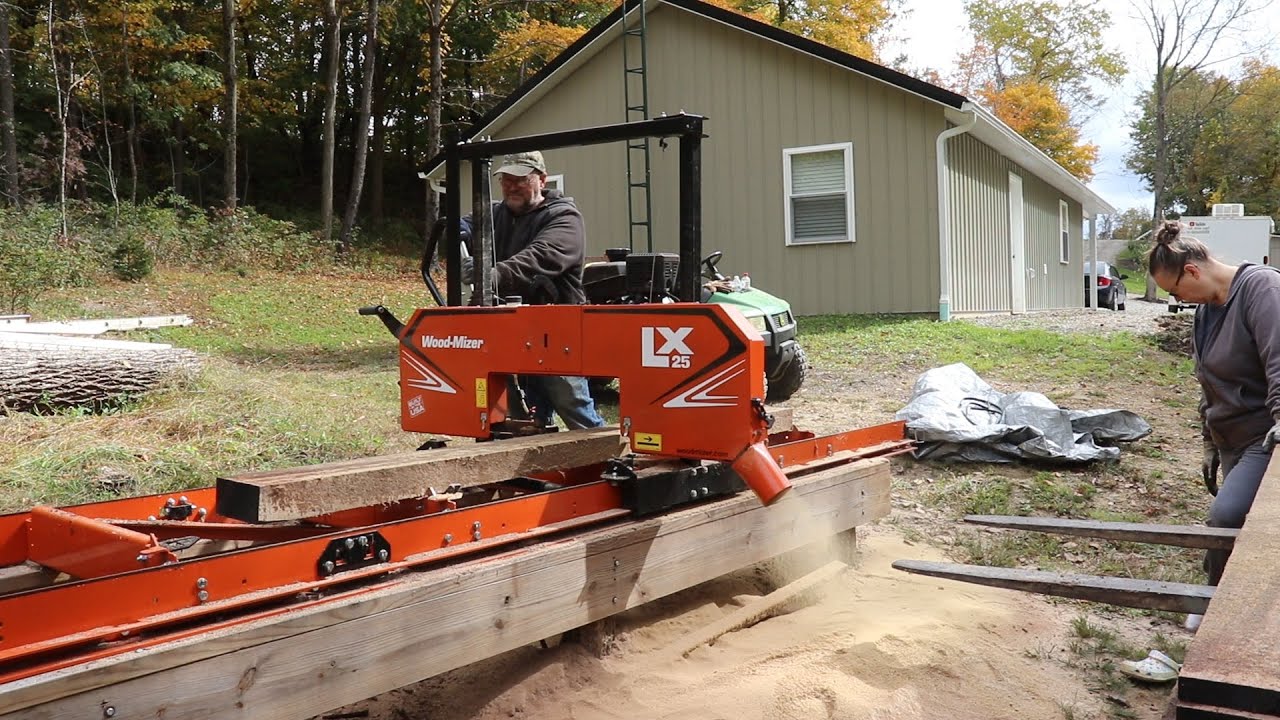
[429,0,1115,317]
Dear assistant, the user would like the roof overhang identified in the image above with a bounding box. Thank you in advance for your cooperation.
[947,105,1115,218]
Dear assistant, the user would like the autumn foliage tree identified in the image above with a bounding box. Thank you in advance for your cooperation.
[955,0,1124,180]
[979,80,1098,180]
[711,0,896,59]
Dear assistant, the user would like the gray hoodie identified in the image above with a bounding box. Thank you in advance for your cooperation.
[1194,263,1280,451]
[491,190,587,305]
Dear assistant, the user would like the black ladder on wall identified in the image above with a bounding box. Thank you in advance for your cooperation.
[621,0,653,252]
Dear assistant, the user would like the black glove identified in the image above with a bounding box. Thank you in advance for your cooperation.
[461,256,474,282]
[1201,439,1220,496]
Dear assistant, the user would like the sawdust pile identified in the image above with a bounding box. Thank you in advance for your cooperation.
[337,527,1168,720]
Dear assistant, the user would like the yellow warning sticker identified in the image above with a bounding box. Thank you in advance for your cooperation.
[475,379,488,408]
[635,432,663,452]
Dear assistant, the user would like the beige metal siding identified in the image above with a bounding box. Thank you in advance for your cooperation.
[485,5,946,315]
[947,133,1084,313]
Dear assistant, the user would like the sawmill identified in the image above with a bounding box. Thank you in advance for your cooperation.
[0,115,911,719]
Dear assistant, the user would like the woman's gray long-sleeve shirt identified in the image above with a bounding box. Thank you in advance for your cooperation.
[1194,263,1280,451]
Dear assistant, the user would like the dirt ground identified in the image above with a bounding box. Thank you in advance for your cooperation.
[323,304,1199,720]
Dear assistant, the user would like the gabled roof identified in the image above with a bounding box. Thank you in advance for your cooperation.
[425,0,1113,216]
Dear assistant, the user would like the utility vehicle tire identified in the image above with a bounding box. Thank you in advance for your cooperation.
[765,343,807,403]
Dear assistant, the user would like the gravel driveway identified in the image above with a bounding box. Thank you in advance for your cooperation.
[957,297,1173,336]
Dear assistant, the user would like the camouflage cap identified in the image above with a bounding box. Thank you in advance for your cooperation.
[492,150,547,177]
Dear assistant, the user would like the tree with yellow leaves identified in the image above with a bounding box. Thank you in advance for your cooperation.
[719,0,898,59]
[956,0,1124,180]
[980,81,1098,180]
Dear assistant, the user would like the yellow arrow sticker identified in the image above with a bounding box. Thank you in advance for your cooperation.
[635,432,662,452]
[475,379,487,408]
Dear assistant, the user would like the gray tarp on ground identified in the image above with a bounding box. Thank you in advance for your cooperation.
[894,363,1152,463]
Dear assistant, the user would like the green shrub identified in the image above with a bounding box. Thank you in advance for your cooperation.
[0,205,92,313]
[0,197,412,291]
[109,233,155,281]
[1115,238,1149,272]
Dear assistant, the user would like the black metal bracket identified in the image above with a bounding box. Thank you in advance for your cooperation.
[159,497,196,521]
[443,114,707,306]
[316,532,391,577]
[606,460,746,516]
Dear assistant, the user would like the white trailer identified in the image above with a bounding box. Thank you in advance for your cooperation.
[1180,207,1273,265]
[1169,205,1275,312]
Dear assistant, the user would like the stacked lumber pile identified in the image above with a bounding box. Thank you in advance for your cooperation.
[0,314,200,412]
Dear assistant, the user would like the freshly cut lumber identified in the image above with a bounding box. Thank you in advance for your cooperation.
[0,314,192,336]
[892,560,1214,614]
[0,332,173,351]
[0,346,200,413]
[964,514,1239,550]
[0,457,891,719]
[1178,451,1280,717]
[216,428,630,522]
[664,560,848,659]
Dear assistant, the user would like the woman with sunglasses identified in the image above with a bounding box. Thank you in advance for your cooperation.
[1148,221,1280,630]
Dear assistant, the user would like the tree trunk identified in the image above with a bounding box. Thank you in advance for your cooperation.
[121,13,138,203]
[1145,72,1169,302]
[223,0,238,210]
[47,0,70,236]
[0,3,19,208]
[369,55,387,228]
[0,346,201,414]
[172,118,186,196]
[424,0,444,247]
[338,0,378,255]
[321,0,341,244]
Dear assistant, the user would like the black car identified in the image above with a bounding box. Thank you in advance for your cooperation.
[1084,261,1127,311]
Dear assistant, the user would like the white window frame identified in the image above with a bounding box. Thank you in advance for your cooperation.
[1059,199,1070,264]
[544,174,564,192]
[783,142,855,246]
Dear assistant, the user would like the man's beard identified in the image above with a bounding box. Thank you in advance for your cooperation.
[505,194,538,215]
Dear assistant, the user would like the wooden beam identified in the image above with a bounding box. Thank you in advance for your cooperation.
[964,514,1239,550]
[1175,700,1279,720]
[215,428,628,523]
[0,562,58,595]
[1179,452,1280,718]
[0,315,192,335]
[0,332,174,351]
[892,560,1214,614]
[663,560,847,659]
[0,458,890,719]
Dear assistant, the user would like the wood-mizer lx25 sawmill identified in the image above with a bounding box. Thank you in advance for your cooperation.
[0,115,909,720]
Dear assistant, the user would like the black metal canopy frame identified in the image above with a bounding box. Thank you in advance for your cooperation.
[441,113,706,307]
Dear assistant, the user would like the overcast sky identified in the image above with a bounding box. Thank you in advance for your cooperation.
[884,0,1280,216]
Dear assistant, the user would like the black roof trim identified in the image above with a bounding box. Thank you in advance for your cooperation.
[663,0,966,109]
[423,0,967,173]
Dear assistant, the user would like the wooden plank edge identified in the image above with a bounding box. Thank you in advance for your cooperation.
[963,514,1239,550]
[0,458,890,717]
[216,428,627,523]
[1179,675,1280,718]
[891,559,1214,614]
[1177,698,1280,720]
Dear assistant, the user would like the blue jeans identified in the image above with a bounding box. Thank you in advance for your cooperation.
[516,375,605,430]
[1205,441,1272,584]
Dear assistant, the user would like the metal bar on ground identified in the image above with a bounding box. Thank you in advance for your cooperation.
[892,559,1214,614]
[964,514,1239,550]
